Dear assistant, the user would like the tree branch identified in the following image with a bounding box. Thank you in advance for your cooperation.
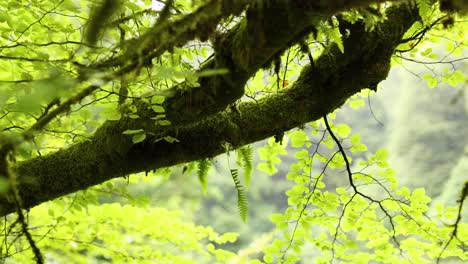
[0,4,419,216]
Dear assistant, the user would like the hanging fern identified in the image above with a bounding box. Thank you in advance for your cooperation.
[230,169,248,222]
[196,159,210,193]
[236,145,253,189]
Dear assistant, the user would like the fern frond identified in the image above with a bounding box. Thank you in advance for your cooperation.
[416,0,433,25]
[196,159,210,193]
[237,145,253,189]
[231,169,248,222]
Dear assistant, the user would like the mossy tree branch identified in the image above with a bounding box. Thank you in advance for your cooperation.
[0,3,420,216]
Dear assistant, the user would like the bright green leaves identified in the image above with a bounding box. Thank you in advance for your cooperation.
[131,133,147,144]
[335,124,351,138]
[150,94,166,113]
[411,188,431,203]
[151,95,165,104]
[270,213,287,229]
[444,38,465,57]
[285,184,309,205]
[0,13,8,23]
[0,0,465,263]
[350,134,368,153]
[416,0,434,25]
[246,69,267,95]
[152,114,172,126]
[262,117,468,263]
[346,91,370,109]
[408,188,432,213]
[422,73,439,88]
[420,61,467,90]
[150,95,172,126]
[257,138,287,175]
[101,107,122,121]
[442,69,466,87]
[317,17,344,53]
[263,238,286,263]
[5,74,75,114]
[420,47,438,60]
[206,243,237,262]
[14,198,239,264]
[161,136,179,143]
[152,64,200,87]
[122,129,146,144]
[151,105,165,113]
[369,148,389,167]
[154,65,185,81]
[61,0,81,12]
[289,130,310,148]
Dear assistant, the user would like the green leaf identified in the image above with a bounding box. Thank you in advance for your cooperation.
[422,73,438,88]
[257,138,287,175]
[122,129,144,135]
[163,136,179,143]
[290,130,308,148]
[411,188,427,199]
[62,0,80,12]
[270,213,284,224]
[350,134,361,145]
[375,148,388,160]
[349,99,365,109]
[100,108,122,121]
[294,149,309,159]
[420,47,432,56]
[336,124,351,137]
[0,13,8,23]
[446,70,465,87]
[152,105,165,113]
[258,163,275,175]
[21,72,33,80]
[132,133,146,144]
[157,119,171,126]
[47,208,56,217]
[151,95,165,104]
[336,187,347,195]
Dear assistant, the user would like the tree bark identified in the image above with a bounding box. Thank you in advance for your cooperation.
[0,3,419,216]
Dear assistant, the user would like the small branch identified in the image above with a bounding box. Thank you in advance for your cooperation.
[0,56,69,63]
[436,181,468,263]
[396,16,446,53]
[1,147,43,263]
[323,114,358,192]
[13,203,44,264]
[26,85,99,136]
[394,54,468,65]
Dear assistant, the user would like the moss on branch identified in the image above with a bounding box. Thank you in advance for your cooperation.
[0,3,420,216]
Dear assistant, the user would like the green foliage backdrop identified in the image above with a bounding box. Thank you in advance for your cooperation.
[0,0,466,263]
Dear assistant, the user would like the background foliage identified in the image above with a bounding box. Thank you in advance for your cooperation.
[0,0,466,263]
